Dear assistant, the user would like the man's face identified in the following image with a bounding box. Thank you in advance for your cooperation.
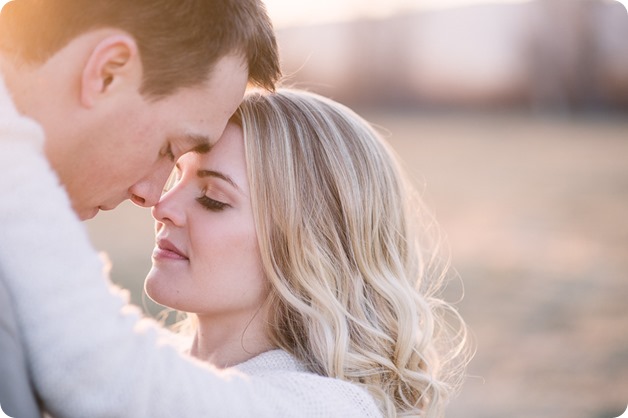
[54,54,248,220]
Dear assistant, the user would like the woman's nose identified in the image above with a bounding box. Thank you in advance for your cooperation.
[152,187,185,227]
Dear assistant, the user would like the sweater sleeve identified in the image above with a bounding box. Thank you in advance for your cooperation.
[0,79,381,418]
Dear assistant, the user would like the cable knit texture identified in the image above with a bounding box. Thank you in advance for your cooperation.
[0,76,382,418]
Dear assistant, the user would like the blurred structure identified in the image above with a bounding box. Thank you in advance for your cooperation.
[277,0,628,112]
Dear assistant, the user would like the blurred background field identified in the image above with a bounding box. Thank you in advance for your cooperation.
[87,1,628,417]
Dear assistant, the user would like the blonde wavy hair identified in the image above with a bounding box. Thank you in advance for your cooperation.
[230,88,471,417]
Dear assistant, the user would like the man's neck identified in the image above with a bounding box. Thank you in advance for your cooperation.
[0,52,34,115]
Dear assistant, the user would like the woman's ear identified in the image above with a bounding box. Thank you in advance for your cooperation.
[79,34,140,108]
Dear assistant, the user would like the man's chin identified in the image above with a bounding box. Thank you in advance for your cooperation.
[77,203,121,220]
[79,207,100,221]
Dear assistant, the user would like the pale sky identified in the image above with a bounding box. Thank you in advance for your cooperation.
[0,0,626,28]
[264,0,628,27]
[264,0,531,27]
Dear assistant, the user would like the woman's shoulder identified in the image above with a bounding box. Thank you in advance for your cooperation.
[234,350,383,418]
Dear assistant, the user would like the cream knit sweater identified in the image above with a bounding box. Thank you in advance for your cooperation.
[0,78,382,418]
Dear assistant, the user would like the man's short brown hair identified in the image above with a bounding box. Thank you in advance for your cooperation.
[0,0,281,97]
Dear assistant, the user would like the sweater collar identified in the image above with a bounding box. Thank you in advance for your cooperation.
[234,349,311,375]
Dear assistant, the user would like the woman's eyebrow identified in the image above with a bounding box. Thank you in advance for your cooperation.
[196,169,240,192]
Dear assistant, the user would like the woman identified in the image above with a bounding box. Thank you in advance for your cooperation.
[0,88,470,417]
[146,89,471,417]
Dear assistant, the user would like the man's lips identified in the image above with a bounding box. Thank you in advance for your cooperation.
[153,238,188,261]
[99,198,125,212]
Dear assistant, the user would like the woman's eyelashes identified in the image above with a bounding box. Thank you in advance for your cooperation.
[196,194,230,212]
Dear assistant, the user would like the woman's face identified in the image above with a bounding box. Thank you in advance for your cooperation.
[145,122,267,322]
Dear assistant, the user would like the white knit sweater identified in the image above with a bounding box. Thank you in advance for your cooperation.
[0,77,383,418]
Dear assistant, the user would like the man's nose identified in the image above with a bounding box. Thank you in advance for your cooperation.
[129,186,160,207]
[128,167,172,207]
[130,191,156,207]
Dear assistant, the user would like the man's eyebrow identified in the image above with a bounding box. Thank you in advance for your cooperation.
[186,134,212,154]
[197,169,240,191]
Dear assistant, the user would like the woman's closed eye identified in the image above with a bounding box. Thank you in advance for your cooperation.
[196,195,230,212]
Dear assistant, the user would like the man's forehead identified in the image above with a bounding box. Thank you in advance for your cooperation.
[165,54,246,154]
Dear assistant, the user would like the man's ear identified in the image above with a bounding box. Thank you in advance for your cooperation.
[79,34,140,108]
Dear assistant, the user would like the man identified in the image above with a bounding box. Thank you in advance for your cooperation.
[0,0,279,416]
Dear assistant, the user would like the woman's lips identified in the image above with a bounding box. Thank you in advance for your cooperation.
[153,239,188,261]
